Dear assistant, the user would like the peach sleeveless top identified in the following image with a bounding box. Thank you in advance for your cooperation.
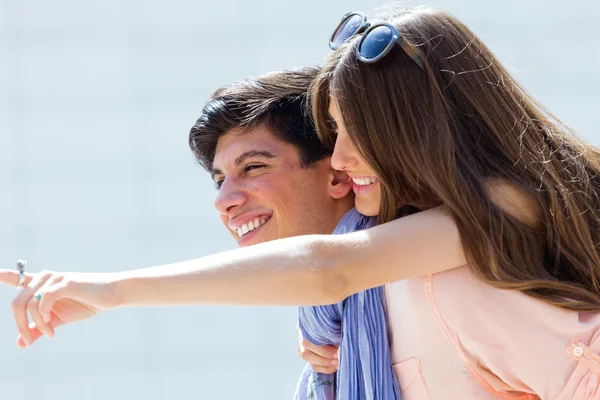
[385,266,600,399]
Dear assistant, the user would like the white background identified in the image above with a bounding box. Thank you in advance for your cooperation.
[0,0,598,399]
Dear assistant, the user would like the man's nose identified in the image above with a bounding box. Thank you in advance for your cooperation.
[214,178,248,215]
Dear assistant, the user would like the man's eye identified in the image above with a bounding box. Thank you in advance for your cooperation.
[244,164,265,172]
[214,179,224,190]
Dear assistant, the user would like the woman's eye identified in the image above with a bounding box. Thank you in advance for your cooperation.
[214,180,224,190]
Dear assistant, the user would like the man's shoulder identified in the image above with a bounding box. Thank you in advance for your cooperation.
[333,208,376,235]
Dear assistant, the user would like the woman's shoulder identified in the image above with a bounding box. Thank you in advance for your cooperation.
[431,266,598,333]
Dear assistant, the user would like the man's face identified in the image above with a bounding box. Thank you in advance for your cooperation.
[211,125,351,247]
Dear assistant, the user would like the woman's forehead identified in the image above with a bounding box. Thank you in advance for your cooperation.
[328,97,341,119]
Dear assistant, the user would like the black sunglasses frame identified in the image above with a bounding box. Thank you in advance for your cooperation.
[329,11,425,71]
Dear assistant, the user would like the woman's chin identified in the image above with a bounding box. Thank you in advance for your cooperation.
[355,200,379,217]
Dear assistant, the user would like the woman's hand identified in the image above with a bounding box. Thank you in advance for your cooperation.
[297,328,340,374]
[0,269,121,348]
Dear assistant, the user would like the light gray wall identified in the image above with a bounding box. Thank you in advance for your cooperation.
[0,0,597,399]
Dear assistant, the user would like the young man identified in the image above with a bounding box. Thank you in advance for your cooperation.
[189,67,354,248]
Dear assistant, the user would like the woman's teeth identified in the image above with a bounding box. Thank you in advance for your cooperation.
[236,217,267,238]
[352,177,378,186]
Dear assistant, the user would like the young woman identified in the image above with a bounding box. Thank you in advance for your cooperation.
[4,6,600,399]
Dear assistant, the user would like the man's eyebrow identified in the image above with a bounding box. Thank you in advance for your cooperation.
[234,150,277,166]
[209,150,277,181]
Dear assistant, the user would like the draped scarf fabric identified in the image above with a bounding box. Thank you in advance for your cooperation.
[293,208,401,400]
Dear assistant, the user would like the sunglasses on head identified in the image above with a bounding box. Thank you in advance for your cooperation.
[329,11,425,70]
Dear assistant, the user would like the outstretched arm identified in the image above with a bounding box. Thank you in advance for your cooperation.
[1,205,465,346]
[115,205,465,308]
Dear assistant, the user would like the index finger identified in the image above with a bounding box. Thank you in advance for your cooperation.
[17,313,64,348]
[0,270,34,287]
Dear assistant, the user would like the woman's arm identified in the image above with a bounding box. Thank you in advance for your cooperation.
[115,205,466,307]
[1,205,465,345]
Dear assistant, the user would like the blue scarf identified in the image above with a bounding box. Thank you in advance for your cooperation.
[293,208,401,400]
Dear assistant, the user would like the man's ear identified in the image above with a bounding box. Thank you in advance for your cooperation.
[329,168,353,200]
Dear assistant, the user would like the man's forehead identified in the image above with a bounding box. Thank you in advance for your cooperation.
[212,126,290,170]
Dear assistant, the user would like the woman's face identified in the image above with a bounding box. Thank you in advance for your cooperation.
[329,97,381,216]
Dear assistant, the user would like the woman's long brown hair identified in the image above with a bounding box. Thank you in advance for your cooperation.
[312,6,600,311]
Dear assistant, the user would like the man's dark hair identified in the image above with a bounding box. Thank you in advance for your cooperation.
[189,66,331,171]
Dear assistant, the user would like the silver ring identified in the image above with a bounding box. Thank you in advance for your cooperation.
[16,259,27,287]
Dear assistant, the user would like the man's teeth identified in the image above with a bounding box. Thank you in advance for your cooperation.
[352,177,378,186]
[236,218,267,238]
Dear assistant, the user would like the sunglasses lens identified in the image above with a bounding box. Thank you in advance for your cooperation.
[331,14,363,47]
[359,25,394,60]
